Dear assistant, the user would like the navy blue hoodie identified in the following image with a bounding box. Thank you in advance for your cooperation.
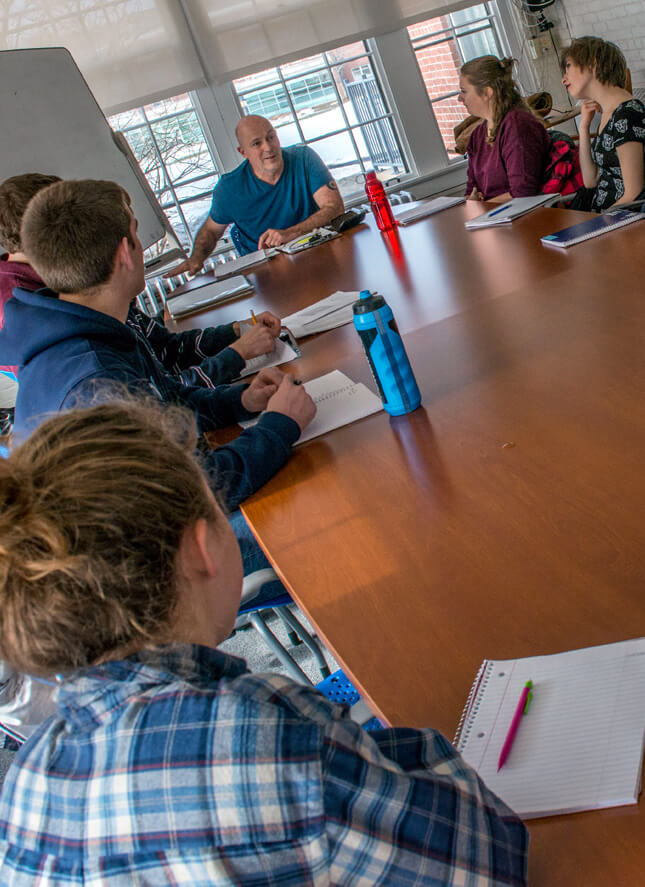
[0,288,300,510]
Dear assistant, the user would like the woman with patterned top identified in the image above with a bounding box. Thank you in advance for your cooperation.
[561,36,645,211]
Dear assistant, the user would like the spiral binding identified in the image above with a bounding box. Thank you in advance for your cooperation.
[453,660,494,750]
[564,215,643,247]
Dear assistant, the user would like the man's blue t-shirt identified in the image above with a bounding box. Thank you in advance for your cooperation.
[209,145,333,255]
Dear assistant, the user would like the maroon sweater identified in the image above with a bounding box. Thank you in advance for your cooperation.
[465,108,551,201]
[0,254,44,373]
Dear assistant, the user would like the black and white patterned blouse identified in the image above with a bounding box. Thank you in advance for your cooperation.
[591,99,645,211]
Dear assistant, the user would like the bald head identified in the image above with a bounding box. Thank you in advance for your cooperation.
[236,116,283,182]
[236,115,272,147]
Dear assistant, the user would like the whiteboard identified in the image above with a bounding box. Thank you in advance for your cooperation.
[0,48,166,251]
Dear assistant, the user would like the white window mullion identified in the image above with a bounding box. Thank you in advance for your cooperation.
[371,30,450,181]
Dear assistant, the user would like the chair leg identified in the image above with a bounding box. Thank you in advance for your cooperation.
[275,607,331,679]
[248,611,311,684]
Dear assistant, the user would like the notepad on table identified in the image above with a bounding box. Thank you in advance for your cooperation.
[166,275,253,319]
[454,638,645,819]
[240,370,382,445]
[465,194,556,229]
[212,248,278,279]
[540,209,644,248]
[393,196,465,225]
[236,335,299,379]
[282,291,358,338]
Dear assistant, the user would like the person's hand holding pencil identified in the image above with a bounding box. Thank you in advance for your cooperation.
[231,310,281,360]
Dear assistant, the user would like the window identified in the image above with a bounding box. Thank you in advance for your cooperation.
[233,42,408,198]
[408,4,505,157]
[108,93,221,254]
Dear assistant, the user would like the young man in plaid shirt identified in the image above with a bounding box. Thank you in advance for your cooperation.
[0,401,528,886]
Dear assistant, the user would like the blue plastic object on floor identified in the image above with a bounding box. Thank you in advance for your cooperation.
[316,669,383,731]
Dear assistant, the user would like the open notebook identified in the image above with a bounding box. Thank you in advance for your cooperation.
[240,370,382,445]
[282,291,359,338]
[236,334,300,379]
[455,638,645,819]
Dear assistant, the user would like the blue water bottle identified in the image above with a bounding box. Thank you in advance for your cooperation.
[353,290,421,416]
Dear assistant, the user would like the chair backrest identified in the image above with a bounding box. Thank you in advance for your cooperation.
[542,131,584,196]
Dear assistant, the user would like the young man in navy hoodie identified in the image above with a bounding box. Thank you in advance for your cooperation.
[0,173,285,396]
[0,178,315,509]
[0,178,316,744]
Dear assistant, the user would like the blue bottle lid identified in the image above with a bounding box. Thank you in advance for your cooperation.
[353,292,386,314]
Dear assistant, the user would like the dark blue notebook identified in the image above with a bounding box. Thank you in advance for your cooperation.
[541,210,644,248]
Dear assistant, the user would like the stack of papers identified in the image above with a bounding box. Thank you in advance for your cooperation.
[465,193,556,229]
[240,370,383,445]
[393,196,465,225]
[282,291,359,338]
[212,249,277,279]
[166,275,253,319]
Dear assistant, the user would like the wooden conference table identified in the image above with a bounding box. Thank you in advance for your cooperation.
[175,203,645,884]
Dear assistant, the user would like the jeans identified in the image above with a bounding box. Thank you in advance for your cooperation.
[227,509,288,607]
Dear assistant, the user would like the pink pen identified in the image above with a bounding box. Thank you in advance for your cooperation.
[497,680,533,771]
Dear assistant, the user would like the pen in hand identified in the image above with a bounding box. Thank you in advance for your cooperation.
[498,680,533,770]
[250,310,258,325]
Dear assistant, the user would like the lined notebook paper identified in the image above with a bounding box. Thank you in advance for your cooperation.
[282,291,358,338]
[455,639,645,819]
[240,370,382,445]
[237,336,299,379]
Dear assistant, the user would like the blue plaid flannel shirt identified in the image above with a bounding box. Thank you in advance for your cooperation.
[0,645,528,885]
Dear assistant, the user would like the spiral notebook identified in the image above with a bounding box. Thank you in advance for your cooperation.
[540,209,644,248]
[239,370,382,445]
[454,638,645,819]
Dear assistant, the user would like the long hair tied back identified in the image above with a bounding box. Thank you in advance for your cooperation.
[461,55,527,143]
[0,401,217,676]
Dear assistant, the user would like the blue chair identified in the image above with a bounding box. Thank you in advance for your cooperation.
[235,569,330,684]
[315,669,383,731]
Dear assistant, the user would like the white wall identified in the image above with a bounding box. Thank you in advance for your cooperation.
[558,0,645,86]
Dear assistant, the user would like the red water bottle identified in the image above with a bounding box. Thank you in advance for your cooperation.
[365,171,396,232]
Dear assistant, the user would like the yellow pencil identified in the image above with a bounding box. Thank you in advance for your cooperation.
[250,309,258,325]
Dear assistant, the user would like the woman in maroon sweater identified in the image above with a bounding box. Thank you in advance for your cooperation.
[459,56,551,202]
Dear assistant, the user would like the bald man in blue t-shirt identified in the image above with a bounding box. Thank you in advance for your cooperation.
[168,116,344,273]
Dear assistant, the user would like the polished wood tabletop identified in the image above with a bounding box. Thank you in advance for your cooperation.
[176,203,645,883]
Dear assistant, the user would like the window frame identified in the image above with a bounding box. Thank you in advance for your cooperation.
[111,0,537,249]
[230,41,412,199]
[108,95,223,249]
